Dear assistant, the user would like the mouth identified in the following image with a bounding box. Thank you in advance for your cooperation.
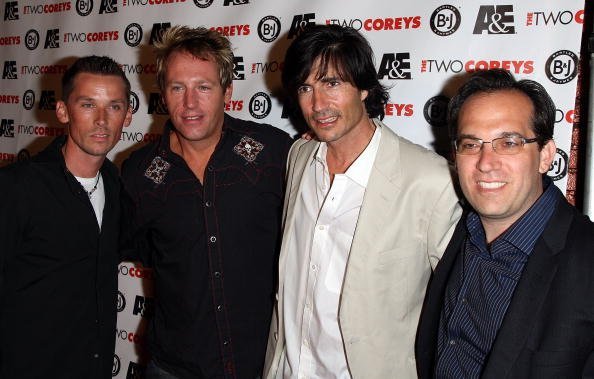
[182,114,203,122]
[91,132,109,139]
[478,181,505,189]
[313,114,339,127]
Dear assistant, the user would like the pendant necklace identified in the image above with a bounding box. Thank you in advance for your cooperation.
[87,172,101,198]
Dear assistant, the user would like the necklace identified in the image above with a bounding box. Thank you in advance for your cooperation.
[87,172,101,198]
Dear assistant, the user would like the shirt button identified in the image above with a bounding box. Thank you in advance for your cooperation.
[318,225,325,230]
[207,166,214,172]
[214,271,222,278]
[205,201,212,207]
[93,353,99,358]
[217,305,223,312]
[311,264,317,271]
[209,236,217,243]
[449,339,456,346]
[223,340,229,346]
[461,298,467,303]
[303,339,309,347]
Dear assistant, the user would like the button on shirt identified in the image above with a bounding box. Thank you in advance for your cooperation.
[279,125,381,379]
[435,178,560,378]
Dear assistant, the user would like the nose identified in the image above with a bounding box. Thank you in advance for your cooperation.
[311,88,328,113]
[95,107,107,127]
[476,142,500,172]
[184,89,196,108]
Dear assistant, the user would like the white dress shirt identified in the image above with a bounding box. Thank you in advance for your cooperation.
[278,125,382,379]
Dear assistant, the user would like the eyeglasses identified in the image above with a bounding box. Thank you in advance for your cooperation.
[454,135,539,155]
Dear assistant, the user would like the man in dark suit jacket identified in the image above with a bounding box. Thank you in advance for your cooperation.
[415,69,594,379]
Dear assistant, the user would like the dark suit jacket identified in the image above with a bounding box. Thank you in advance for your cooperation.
[416,197,594,379]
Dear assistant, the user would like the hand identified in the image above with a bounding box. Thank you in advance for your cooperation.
[301,130,314,140]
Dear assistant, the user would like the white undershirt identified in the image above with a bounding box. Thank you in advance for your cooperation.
[278,125,381,379]
[75,172,105,230]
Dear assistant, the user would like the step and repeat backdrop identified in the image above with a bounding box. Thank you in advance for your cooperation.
[0,0,585,377]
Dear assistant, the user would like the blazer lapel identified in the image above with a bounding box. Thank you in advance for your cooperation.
[347,123,401,260]
[482,200,573,378]
[278,140,319,289]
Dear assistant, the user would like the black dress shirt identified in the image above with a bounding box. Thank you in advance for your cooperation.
[435,178,560,378]
[121,114,292,379]
[0,135,120,378]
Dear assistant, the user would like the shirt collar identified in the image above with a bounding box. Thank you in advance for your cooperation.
[311,121,382,188]
[467,176,561,255]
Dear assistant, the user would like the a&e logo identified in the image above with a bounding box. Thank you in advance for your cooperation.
[473,5,515,34]
[377,53,411,80]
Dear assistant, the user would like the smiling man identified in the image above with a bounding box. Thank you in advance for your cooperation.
[416,69,594,378]
[264,25,461,379]
[0,55,132,378]
[121,26,292,378]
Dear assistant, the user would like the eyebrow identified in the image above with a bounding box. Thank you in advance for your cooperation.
[320,76,340,83]
[457,132,523,139]
[73,96,127,104]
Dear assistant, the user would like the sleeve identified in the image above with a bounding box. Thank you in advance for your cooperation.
[426,165,463,269]
[0,167,22,296]
[119,159,152,265]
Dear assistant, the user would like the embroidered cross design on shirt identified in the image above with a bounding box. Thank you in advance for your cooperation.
[233,136,264,163]
[144,156,171,184]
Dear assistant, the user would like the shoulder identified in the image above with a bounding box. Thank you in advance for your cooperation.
[225,114,292,144]
[100,158,120,181]
[287,139,316,163]
[380,126,453,180]
[121,141,161,178]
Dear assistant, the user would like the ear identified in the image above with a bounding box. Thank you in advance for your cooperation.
[360,89,368,102]
[55,100,69,124]
[123,106,133,128]
[538,139,556,174]
[224,83,233,104]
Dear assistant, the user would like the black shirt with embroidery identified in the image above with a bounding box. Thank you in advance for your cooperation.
[121,114,292,379]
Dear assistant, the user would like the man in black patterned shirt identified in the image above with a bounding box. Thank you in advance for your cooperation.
[121,26,292,379]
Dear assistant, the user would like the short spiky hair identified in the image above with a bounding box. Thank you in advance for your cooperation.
[62,55,130,103]
[154,25,234,92]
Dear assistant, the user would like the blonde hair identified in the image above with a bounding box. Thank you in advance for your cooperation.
[154,25,234,91]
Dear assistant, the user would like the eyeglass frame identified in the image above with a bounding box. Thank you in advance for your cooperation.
[453,134,540,155]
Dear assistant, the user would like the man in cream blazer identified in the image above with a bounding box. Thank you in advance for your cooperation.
[264,25,461,379]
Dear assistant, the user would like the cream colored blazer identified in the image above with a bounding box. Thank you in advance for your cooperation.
[264,120,462,379]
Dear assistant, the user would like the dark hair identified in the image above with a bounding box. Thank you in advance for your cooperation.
[282,24,389,119]
[62,55,131,104]
[448,69,555,148]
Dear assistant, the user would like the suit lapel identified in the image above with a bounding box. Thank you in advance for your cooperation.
[482,200,573,378]
[278,140,319,290]
[347,124,401,261]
